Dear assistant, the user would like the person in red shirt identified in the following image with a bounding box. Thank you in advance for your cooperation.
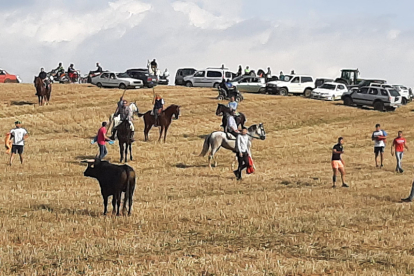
[97,122,111,159]
[391,131,409,173]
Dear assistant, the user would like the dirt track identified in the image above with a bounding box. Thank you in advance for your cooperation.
[1,83,414,275]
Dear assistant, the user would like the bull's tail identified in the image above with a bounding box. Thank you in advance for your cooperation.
[124,165,135,215]
[199,133,211,157]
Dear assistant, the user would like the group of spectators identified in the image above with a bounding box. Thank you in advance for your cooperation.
[234,65,296,82]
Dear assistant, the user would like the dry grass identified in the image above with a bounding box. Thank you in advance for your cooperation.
[1,83,414,275]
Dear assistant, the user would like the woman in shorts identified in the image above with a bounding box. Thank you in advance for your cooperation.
[332,137,349,188]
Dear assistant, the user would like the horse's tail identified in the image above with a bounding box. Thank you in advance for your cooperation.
[199,133,212,157]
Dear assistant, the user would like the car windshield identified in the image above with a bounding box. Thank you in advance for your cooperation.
[117,73,129,78]
[388,89,400,97]
[320,84,335,90]
[230,75,244,82]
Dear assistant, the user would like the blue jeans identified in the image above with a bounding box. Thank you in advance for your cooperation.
[396,151,404,172]
[98,144,107,159]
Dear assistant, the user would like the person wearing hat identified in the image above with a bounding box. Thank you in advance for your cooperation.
[153,94,164,127]
[9,121,28,166]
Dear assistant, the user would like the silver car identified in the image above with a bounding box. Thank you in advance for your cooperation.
[92,72,143,89]
[231,76,266,93]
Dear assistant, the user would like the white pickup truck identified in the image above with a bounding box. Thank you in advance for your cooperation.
[265,75,315,97]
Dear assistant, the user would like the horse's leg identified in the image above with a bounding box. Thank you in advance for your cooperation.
[124,143,128,163]
[163,125,170,143]
[144,125,151,141]
[158,126,164,142]
[119,143,124,163]
[129,143,133,161]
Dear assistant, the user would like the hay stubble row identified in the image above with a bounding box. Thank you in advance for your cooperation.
[1,84,414,275]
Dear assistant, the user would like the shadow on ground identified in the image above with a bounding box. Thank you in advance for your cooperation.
[10,101,35,106]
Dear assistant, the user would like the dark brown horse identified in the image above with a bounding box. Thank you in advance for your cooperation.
[116,120,133,163]
[34,77,51,106]
[137,104,180,142]
[215,103,246,130]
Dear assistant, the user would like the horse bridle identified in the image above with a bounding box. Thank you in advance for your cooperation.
[248,125,265,140]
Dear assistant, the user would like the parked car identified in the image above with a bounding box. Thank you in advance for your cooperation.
[311,82,348,101]
[315,78,334,88]
[369,83,411,105]
[0,69,21,83]
[183,67,234,88]
[392,84,412,104]
[175,68,196,85]
[125,69,157,88]
[341,86,402,111]
[91,72,143,89]
[266,74,315,97]
[231,76,266,93]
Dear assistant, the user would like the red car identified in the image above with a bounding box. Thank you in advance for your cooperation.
[0,69,21,83]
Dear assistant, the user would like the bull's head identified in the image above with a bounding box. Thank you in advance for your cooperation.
[81,158,101,178]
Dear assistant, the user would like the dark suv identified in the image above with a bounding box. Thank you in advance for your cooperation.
[175,68,196,85]
[125,69,157,88]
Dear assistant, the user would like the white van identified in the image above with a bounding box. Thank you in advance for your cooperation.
[183,67,234,88]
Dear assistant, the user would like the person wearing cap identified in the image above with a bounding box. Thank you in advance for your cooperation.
[234,127,250,180]
[153,94,164,127]
[9,121,28,166]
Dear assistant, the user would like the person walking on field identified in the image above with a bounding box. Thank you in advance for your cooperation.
[9,120,28,166]
[391,131,409,173]
[234,127,250,180]
[332,137,349,188]
[372,124,387,168]
[96,122,111,160]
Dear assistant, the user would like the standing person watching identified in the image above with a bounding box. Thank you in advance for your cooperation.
[233,127,250,180]
[391,131,409,173]
[372,123,387,168]
[331,137,349,188]
[9,120,28,166]
[97,122,111,160]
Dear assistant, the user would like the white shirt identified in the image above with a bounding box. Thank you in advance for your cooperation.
[237,134,249,153]
[372,130,386,147]
[227,116,237,132]
[10,128,28,146]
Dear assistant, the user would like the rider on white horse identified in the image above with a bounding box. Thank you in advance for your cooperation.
[110,99,135,141]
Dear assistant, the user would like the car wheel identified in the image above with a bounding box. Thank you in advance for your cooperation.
[304,88,312,98]
[97,82,102,88]
[147,84,153,88]
[235,96,241,102]
[217,95,224,100]
[119,83,127,89]
[185,82,193,87]
[4,79,11,83]
[374,101,384,112]
[279,88,288,96]
[402,98,408,105]
[343,97,353,106]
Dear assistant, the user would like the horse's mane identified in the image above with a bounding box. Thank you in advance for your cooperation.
[165,104,179,111]
[248,124,257,133]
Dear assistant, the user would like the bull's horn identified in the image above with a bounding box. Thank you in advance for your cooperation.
[80,159,95,163]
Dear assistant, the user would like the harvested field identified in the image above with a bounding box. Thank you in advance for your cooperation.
[1,83,414,275]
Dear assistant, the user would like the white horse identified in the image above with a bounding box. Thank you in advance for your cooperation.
[199,123,266,168]
[108,102,139,133]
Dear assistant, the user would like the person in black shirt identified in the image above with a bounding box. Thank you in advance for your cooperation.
[331,137,349,188]
[38,68,50,89]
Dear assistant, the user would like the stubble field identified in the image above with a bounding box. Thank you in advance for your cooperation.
[1,83,414,275]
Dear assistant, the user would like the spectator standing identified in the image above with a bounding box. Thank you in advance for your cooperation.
[391,131,408,173]
[9,120,28,166]
[331,137,349,188]
[372,124,387,168]
[97,122,111,160]
[233,127,250,180]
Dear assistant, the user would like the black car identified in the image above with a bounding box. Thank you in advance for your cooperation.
[125,69,157,88]
[175,68,196,85]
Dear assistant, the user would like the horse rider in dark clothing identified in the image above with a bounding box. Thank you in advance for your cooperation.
[38,68,50,88]
[110,99,134,141]
[150,59,158,75]
[95,63,103,73]
[153,94,164,127]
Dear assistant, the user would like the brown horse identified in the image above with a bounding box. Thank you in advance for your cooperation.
[34,77,51,106]
[137,104,180,142]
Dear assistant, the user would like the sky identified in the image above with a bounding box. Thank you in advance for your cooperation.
[1,0,414,87]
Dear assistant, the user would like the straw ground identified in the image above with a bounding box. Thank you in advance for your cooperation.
[1,83,414,275]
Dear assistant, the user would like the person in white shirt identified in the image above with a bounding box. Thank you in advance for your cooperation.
[226,110,239,137]
[9,120,28,166]
[234,127,250,180]
[371,123,387,168]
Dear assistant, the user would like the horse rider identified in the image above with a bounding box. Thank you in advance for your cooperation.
[109,96,125,139]
[150,59,158,75]
[111,99,135,141]
[153,94,164,127]
[228,96,238,113]
[38,68,50,90]
[226,109,240,138]
[67,64,77,82]
[54,62,65,79]
[219,78,229,98]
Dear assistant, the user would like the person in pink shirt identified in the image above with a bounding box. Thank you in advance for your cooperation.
[391,131,409,173]
[97,122,111,160]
